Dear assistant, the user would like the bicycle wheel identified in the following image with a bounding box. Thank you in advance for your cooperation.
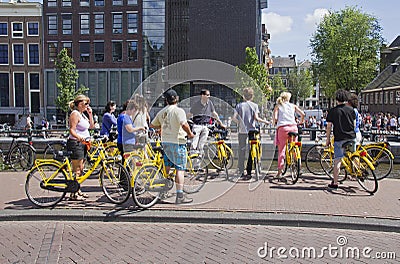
[100,161,131,204]
[286,147,300,184]
[43,142,66,159]
[125,153,143,179]
[84,146,101,176]
[364,147,393,180]
[9,143,36,171]
[133,165,162,208]
[320,151,347,183]
[25,164,67,207]
[305,144,326,175]
[184,155,208,193]
[352,156,378,194]
[205,143,233,170]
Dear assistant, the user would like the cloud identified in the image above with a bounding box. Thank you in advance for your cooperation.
[304,8,329,27]
[262,12,293,35]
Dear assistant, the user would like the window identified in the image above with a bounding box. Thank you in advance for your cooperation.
[28,44,39,65]
[62,14,72,35]
[0,22,7,36]
[384,91,388,104]
[281,68,287,75]
[95,0,104,6]
[62,42,72,56]
[80,14,90,34]
[127,13,138,34]
[13,44,24,65]
[113,0,122,5]
[80,42,90,62]
[112,13,123,34]
[94,14,104,34]
[127,41,137,61]
[48,0,57,7]
[390,91,394,104]
[48,42,58,62]
[94,42,104,62]
[0,44,8,64]
[27,22,39,36]
[379,92,383,104]
[14,73,24,107]
[30,91,40,114]
[80,0,89,7]
[62,0,71,6]
[12,22,23,38]
[112,41,122,62]
[127,0,137,5]
[29,73,40,91]
[274,68,279,74]
[48,15,58,35]
[0,73,9,106]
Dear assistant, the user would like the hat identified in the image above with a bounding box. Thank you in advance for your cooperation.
[164,89,178,103]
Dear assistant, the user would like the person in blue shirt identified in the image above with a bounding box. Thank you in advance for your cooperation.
[117,101,127,162]
[100,101,117,137]
[121,100,146,152]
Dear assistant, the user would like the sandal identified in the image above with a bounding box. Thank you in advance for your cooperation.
[69,193,86,201]
[77,190,89,198]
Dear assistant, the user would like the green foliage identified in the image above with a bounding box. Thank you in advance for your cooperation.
[55,48,88,116]
[287,69,314,103]
[270,74,286,101]
[310,6,383,97]
[237,47,271,104]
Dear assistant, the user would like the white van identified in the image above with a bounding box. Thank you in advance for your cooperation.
[304,109,323,120]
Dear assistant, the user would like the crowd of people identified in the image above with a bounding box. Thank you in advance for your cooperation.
[62,86,378,203]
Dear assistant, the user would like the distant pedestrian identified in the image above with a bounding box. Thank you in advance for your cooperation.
[100,101,117,137]
[26,114,33,130]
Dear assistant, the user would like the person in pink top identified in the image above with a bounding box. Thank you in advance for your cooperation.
[67,94,94,200]
[272,92,305,180]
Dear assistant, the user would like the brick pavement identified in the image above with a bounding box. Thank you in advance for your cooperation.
[1,170,400,219]
[0,221,398,263]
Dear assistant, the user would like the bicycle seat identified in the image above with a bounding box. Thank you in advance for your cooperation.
[288,132,298,137]
[54,150,73,161]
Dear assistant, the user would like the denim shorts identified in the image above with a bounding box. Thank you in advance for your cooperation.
[333,139,356,160]
[162,143,187,171]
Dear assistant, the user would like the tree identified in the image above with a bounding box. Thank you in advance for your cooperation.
[270,74,286,102]
[55,48,88,123]
[287,68,314,105]
[237,47,271,105]
[310,6,383,98]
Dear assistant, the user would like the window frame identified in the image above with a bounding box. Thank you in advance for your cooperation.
[80,14,90,35]
[0,44,8,65]
[28,43,40,65]
[12,43,24,65]
[0,22,7,36]
[12,22,23,38]
[112,13,123,34]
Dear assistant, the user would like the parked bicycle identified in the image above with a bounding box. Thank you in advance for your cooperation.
[0,130,36,171]
[25,136,130,207]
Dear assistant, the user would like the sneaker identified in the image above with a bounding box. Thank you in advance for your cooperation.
[328,182,338,189]
[240,173,251,181]
[175,194,193,204]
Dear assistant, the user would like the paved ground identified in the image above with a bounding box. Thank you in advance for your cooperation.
[1,164,400,263]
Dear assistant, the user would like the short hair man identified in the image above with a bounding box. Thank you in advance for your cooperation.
[150,89,195,204]
[232,87,269,180]
[325,89,356,189]
[188,89,225,152]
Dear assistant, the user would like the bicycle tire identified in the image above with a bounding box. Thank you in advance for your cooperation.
[205,143,233,170]
[125,153,143,179]
[25,164,67,207]
[305,144,326,175]
[43,142,66,159]
[364,146,393,180]
[183,155,208,194]
[352,156,378,194]
[287,147,300,184]
[104,143,120,157]
[84,146,102,176]
[9,143,36,171]
[100,161,131,204]
[320,151,347,183]
[132,165,162,208]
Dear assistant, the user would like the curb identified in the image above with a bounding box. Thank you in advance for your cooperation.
[1,209,399,233]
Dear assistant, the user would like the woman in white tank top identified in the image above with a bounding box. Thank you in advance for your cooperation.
[67,94,94,200]
[272,92,305,179]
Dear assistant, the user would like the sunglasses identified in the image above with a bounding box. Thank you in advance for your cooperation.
[203,94,210,96]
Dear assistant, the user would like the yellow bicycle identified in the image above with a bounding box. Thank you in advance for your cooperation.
[132,144,208,208]
[324,140,378,194]
[249,130,262,181]
[204,128,233,180]
[282,131,302,184]
[25,137,131,207]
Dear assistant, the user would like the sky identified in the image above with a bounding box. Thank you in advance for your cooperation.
[262,0,400,62]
